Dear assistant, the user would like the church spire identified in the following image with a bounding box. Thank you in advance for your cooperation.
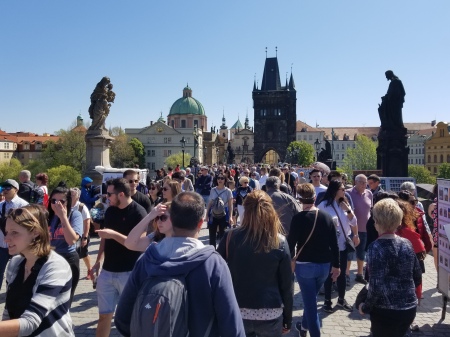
[289,68,295,90]
[245,111,249,129]
[220,109,227,129]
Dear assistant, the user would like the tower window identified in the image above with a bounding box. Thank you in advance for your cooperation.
[181,120,186,128]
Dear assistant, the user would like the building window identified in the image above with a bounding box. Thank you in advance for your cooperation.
[428,155,431,163]
[440,129,444,137]
[3,153,8,159]
[181,120,186,128]
[168,150,171,156]
[163,150,168,157]
[434,167,437,174]
[194,120,199,128]
[164,137,172,144]
[24,143,30,150]
[151,150,155,157]
[4,143,9,149]
[35,142,42,150]
[434,155,437,163]
[441,154,444,163]
[171,120,174,128]
[308,135,312,141]
[341,154,344,160]
[341,144,344,150]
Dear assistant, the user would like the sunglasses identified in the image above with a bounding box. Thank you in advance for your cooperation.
[217,177,225,180]
[150,187,157,191]
[2,186,13,191]
[51,198,66,204]
[156,214,169,222]
[162,187,170,191]
[242,182,249,184]
[128,179,139,184]
[106,192,117,197]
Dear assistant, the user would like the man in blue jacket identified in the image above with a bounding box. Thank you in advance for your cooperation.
[115,192,245,337]
[80,176,100,209]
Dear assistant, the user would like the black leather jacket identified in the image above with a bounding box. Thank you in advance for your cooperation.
[217,229,293,329]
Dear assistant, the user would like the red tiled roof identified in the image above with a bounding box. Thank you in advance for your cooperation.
[296,121,321,132]
[0,129,18,142]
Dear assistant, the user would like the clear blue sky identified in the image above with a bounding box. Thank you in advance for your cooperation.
[1,1,449,134]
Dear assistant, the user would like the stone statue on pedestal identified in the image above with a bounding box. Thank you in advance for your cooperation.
[378,70,405,130]
[88,77,116,131]
[85,77,116,185]
[376,70,408,177]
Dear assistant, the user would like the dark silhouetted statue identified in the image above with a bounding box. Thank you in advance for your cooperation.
[88,77,116,131]
[376,70,408,177]
[378,70,405,129]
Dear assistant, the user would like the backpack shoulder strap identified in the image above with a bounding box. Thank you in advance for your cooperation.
[78,202,85,213]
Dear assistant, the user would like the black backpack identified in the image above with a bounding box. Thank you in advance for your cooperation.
[211,189,226,219]
[18,182,44,204]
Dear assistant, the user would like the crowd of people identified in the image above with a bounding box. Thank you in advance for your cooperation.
[0,163,439,337]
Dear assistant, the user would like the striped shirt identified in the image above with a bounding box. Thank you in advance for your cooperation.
[3,251,74,337]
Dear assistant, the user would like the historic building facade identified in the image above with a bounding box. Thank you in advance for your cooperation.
[425,122,450,174]
[126,86,205,171]
[253,56,296,162]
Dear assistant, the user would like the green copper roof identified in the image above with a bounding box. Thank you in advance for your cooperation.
[231,118,243,129]
[169,86,205,116]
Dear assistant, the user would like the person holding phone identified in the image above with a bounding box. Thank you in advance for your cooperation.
[48,183,83,306]
[318,180,359,313]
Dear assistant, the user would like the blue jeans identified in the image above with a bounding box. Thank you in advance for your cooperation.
[295,262,330,337]
[243,315,283,337]
[0,247,10,291]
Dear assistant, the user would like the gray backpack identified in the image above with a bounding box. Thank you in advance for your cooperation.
[211,189,226,218]
[130,275,188,336]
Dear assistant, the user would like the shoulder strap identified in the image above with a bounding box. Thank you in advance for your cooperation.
[78,202,84,213]
[331,203,351,241]
[215,189,225,198]
[293,209,318,261]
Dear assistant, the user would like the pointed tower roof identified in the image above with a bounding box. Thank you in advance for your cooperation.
[244,112,249,129]
[289,72,295,90]
[220,110,227,129]
[157,112,165,123]
[260,57,281,91]
[231,117,243,129]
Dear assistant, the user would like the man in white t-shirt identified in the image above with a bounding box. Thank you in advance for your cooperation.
[71,187,93,279]
[310,169,327,196]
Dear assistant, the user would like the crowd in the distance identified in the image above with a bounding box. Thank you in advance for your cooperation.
[0,164,438,337]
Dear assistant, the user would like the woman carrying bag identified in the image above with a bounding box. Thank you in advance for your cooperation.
[317,180,359,313]
[288,183,340,337]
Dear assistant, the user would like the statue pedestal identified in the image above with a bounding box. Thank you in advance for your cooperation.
[376,127,409,177]
[85,130,114,185]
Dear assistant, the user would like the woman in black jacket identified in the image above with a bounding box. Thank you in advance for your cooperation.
[288,183,340,337]
[218,190,293,336]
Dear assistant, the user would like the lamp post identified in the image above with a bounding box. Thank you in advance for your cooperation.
[215,147,219,164]
[314,138,321,161]
[193,125,199,160]
[180,136,186,169]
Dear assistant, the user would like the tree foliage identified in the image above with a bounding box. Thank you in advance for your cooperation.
[41,128,86,172]
[129,138,145,168]
[286,141,315,166]
[165,152,192,169]
[110,132,136,168]
[342,135,377,175]
[47,165,82,191]
[437,163,450,179]
[408,165,436,184]
[0,158,23,181]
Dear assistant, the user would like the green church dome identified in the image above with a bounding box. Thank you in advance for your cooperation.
[169,86,205,116]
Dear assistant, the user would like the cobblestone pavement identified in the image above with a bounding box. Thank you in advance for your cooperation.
[1,226,449,336]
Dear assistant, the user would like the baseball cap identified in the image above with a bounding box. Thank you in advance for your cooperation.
[201,166,208,170]
[1,179,19,190]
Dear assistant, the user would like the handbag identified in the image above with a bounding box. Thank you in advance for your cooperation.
[291,209,319,273]
[331,204,356,252]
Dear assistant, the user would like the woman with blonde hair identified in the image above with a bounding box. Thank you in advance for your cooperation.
[1,205,74,336]
[359,199,422,337]
[218,190,293,336]
[124,202,173,252]
[162,180,181,202]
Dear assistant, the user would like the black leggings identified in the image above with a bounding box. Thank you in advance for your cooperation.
[59,251,80,307]
[324,250,348,301]
[208,216,228,248]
